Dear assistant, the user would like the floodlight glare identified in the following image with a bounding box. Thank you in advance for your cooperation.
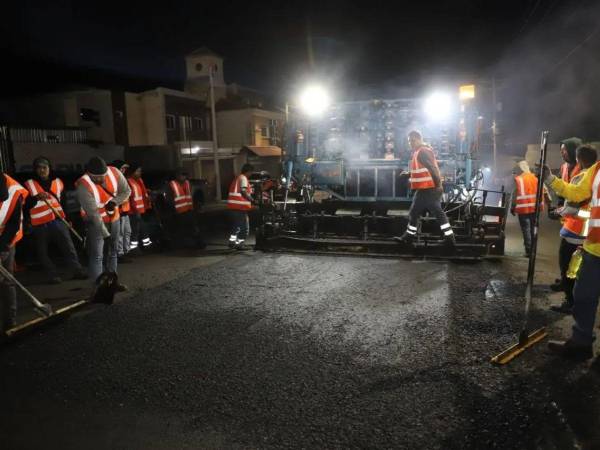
[424,92,452,122]
[299,85,330,117]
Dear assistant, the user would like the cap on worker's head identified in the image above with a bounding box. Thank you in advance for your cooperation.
[33,156,51,169]
[86,156,108,176]
[518,160,530,173]
[560,137,583,162]
[241,163,254,174]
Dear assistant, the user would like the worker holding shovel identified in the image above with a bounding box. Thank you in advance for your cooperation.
[0,172,28,331]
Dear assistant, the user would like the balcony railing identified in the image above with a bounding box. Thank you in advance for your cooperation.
[10,127,88,144]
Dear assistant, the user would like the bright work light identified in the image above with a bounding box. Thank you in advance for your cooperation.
[424,92,453,122]
[299,85,331,117]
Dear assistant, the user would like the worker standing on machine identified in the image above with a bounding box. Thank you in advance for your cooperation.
[0,172,28,331]
[542,145,600,360]
[395,130,454,246]
[227,163,254,250]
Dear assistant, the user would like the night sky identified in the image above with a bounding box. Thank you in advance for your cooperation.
[2,0,599,140]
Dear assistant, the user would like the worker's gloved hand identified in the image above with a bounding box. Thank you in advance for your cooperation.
[105,201,116,212]
[548,207,561,220]
[36,192,51,201]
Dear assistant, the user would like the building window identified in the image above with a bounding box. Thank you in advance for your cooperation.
[180,116,193,130]
[261,126,269,138]
[166,114,176,130]
[193,117,204,131]
[80,108,100,126]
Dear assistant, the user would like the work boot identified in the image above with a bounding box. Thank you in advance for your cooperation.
[394,232,414,245]
[228,241,237,249]
[550,300,573,314]
[550,280,565,292]
[115,283,128,293]
[235,243,250,251]
[548,339,593,360]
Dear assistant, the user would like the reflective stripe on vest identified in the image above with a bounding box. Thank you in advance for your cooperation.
[227,175,252,210]
[0,175,28,247]
[170,180,193,213]
[24,178,66,226]
[561,171,590,237]
[409,147,437,190]
[514,173,539,214]
[588,165,600,243]
[128,178,146,214]
[77,167,121,223]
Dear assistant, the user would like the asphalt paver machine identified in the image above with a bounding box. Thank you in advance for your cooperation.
[255,92,508,259]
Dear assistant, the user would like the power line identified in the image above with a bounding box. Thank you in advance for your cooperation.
[546,25,600,74]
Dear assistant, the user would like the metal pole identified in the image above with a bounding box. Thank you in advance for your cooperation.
[519,130,549,344]
[209,67,221,201]
[492,77,498,175]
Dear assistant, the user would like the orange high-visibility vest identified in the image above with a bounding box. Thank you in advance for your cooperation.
[227,174,252,211]
[76,166,121,223]
[169,180,193,214]
[514,172,539,215]
[588,164,600,244]
[561,162,581,183]
[409,146,438,190]
[24,178,65,226]
[128,178,150,214]
[562,171,591,237]
[0,175,28,247]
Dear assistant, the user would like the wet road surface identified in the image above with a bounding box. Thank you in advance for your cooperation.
[1,252,600,449]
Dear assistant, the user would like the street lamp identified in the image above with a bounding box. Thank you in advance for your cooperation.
[299,84,331,117]
[424,92,453,123]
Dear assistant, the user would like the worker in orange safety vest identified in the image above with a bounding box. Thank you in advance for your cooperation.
[0,172,28,331]
[24,156,87,283]
[127,163,152,252]
[167,169,205,249]
[395,130,454,246]
[76,157,131,292]
[549,145,597,314]
[227,163,254,250]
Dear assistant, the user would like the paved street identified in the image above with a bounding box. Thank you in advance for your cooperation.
[1,218,600,449]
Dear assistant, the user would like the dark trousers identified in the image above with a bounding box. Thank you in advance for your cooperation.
[408,189,451,231]
[571,250,600,345]
[32,220,82,278]
[0,246,17,331]
[130,213,150,249]
[517,213,535,254]
[229,210,249,242]
[559,238,579,305]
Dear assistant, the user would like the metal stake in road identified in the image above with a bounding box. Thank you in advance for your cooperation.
[491,130,549,365]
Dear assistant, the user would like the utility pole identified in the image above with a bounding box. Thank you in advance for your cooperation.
[492,76,498,176]
[209,66,221,201]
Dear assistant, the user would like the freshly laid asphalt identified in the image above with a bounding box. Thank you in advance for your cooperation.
[2,246,600,449]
